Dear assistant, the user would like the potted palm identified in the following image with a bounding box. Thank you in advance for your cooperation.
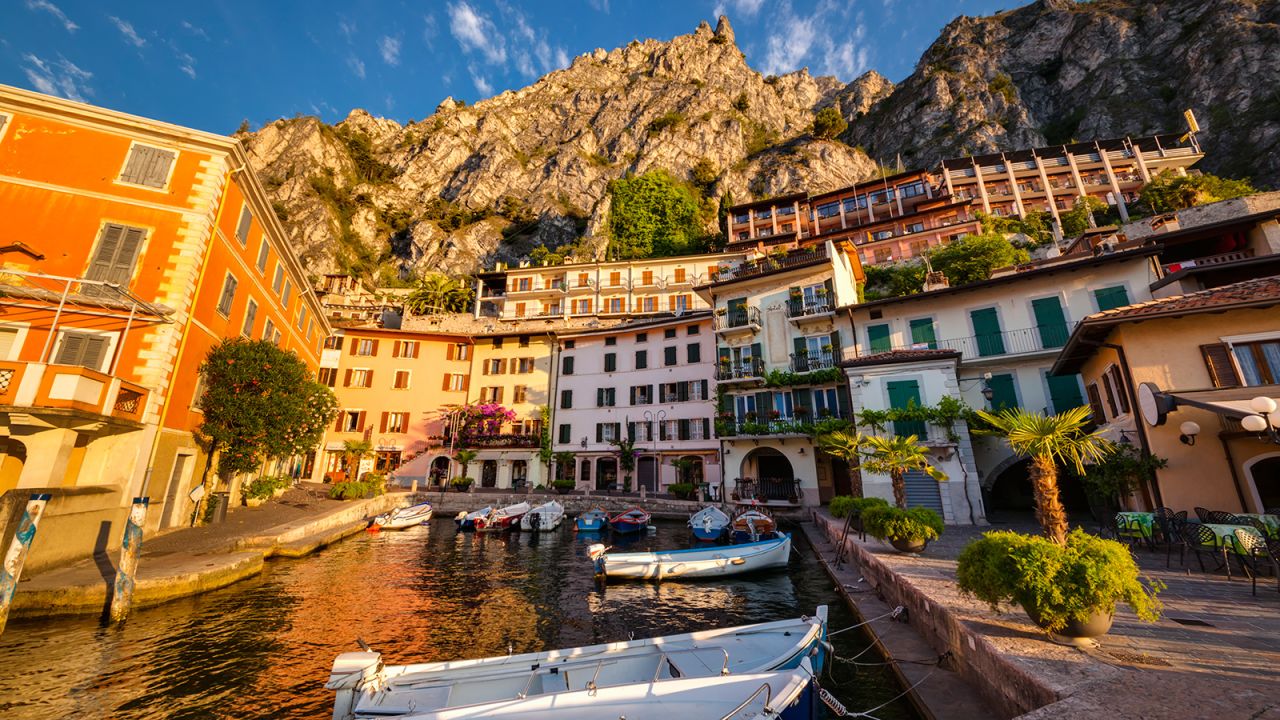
[858,433,947,552]
[452,449,478,492]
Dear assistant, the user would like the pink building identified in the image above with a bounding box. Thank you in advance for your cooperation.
[551,313,722,495]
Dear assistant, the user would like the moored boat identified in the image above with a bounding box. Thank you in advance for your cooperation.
[589,533,792,581]
[474,501,530,531]
[518,500,564,531]
[372,501,433,530]
[609,507,651,534]
[454,507,492,532]
[328,607,827,720]
[731,507,778,544]
[688,505,731,541]
[575,507,608,532]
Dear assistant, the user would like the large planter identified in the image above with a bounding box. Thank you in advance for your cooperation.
[245,496,266,508]
[272,487,287,498]
[554,486,573,495]
[1026,606,1114,645]
[889,537,929,554]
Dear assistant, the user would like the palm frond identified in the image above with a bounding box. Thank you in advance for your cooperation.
[976,406,1113,474]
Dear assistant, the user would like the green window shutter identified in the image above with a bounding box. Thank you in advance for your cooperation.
[563,356,574,375]
[687,343,701,363]
[987,373,1018,411]
[679,419,691,440]
[909,318,937,349]
[828,331,841,357]
[794,388,813,416]
[718,392,732,414]
[750,343,763,366]
[969,308,1005,356]
[560,390,572,409]
[605,353,616,372]
[636,350,647,369]
[702,418,711,439]
[595,424,603,443]
[596,388,605,406]
[1094,286,1130,312]
[886,380,925,437]
[793,337,807,370]
[627,422,636,441]
[558,424,571,444]
[867,324,891,353]
[1031,297,1069,349]
[717,346,731,365]
[1046,373,1085,414]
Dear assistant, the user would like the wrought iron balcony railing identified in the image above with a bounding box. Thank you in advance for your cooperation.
[714,306,761,332]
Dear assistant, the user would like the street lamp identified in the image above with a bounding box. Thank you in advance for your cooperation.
[643,409,667,491]
[1239,396,1280,445]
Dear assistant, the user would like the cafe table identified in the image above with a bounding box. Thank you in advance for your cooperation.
[1236,513,1279,538]
[1201,523,1265,555]
[1116,511,1154,539]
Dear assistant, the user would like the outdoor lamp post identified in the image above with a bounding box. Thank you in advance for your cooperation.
[643,409,667,491]
[1239,396,1280,445]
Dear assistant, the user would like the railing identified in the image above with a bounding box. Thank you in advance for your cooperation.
[790,351,836,373]
[460,434,541,448]
[717,411,852,437]
[1162,249,1255,273]
[733,477,801,504]
[936,322,1076,359]
[0,361,21,401]
[716,357,765,381]
[712,246,827,284]
[787,297,833,318]
[714,306,761,332]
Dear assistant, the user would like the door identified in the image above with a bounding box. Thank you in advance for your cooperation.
[903,470,944,516]
[970,308,1005,356]
[886,380,925,437]
[637,456,658,492]
[159,454,191,529]
[1031,297,1069,349]
[481,460,498,487]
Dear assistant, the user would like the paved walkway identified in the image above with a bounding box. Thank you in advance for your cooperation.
[814,512,1280,719]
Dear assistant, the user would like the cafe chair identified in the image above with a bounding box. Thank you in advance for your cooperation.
[1234,529,1278,596]
[1194,507,1212,522]
[1114,513,1150,551]
[1185,523,1233,581]
[1205,510,1243,525]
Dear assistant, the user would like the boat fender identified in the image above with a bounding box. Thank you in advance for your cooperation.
[455,511,467,521]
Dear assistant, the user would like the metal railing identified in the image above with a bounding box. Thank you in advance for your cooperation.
[790,351,836,373]
[852,323,1077,361]
[711,246,827,284]
[787,297,833,318]
[733,477,801,503]
[1163,249,1255,273]
[714,306,761,332]
[717,411,851,437]
[716,357,765,381]
[460,434,541,448]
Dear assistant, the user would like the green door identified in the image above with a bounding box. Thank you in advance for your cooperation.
[970,308,1005,356]
[1046,373,1085,413]
[1093,286,1130,312]
[986,373,1018,411]
[867,323,891,353]
[909,318,937,349]
[886,380,925,437]
[1031,297,1069,349]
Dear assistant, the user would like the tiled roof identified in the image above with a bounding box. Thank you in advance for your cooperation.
[840,348,961,368]
[1082,275,1280,323]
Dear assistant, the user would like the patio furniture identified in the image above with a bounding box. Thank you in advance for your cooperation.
[1205,510,1244,525]
[1194,506,1212,522]
[1152,508,1187,568]
[1241,516,1275,541]
[1115,512,1151,550]
[1237,513,1280,539]
[1185,523,1234,580]
[1235,530,1278,596]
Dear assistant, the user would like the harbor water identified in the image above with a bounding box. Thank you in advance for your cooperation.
[0,520,917,719]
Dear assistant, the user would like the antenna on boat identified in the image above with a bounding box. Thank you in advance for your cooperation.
[356,637,373,652]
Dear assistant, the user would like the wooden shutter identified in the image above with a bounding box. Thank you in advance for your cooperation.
[236,206,252,244]
[494,387,504,404]
[461,375,470,391]
[1200,343,1241,387]
[344,369,353,387]
[828,331,841,357]
[679,419,691,441]
[356,412,366,431]
[365,370,374,388]
[120,145,175,187]
[627,422,636,441]
[596,424,603,443]
[629,387,636,405]
[370,339,380,355]
[793,337,807,361]
[350,339,359,355]
[335,411,345,432]
[446,344,455,361]
[1086,383,1106,422]
[561,389,572,409]
[379,412,388,433]
[85,224,146,295]
[700,380,708,399]
[392,341,399,359]
[597,388,605,406]
[442,374,452,391]
[1106,366,1130,413]
[702,418,711,439]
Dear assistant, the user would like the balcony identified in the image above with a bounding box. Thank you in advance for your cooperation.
[711,246,827,284]
[0,361,148,425]
[461,433,541,449]
[714,306,761,336]
[716,357,765,384]
[716,411,852,438]
[851,323,1077,364]
[789,351,837,373]
[787,297,835,322]
[732,477,802,505]
[1162,249,1255,274]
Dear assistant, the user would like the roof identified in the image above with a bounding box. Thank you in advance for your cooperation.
[1052,275,1280,374]
[727,192,809,214]
[840,349,961,369]
[940,133,1193,171]
[556,310,712,338]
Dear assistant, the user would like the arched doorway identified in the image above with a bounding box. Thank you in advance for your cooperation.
[984,457,1089,518]
[676,455,704,485]
[511,460,528,489]
[739,448,795,502]
[596,457,618,491]
[481,460,498,488]
[0,438,27,494]
[1247,455,1280,511]
[430,456,450,486]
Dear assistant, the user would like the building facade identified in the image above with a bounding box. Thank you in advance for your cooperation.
[462,332,555,489]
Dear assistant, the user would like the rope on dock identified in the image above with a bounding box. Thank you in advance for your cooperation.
[810,662,943,718]
[826,605,904,637]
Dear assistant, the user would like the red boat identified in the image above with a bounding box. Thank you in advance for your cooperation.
[609,507,651,534]
[474,501,531,531]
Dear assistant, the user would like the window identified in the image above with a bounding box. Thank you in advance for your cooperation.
[514,385,528,404]
[264,320,278,344]
[242,299,258,337]
[687,343,701,363]
[908,318,936,349]
[670,294,690,313]
[664,328,677,339]
[1086,383,1106,423]
[986,373,1019,412]
[816,201,840,219]
[272,264,284,295]
[84,223,146,296]
[393,370,411,389]
[479,386,504,403]
[573,299,592,314]
[449,343,471,361]
[256,240,269,271]
[492,337,504,349]
[597,387,616,407]
[607,298,624,313]
[444,373,467,392]
[394,340,420,359]
[324,336,344,350]
[909,240,928,257]
[54,331,110,371]
[281,280,292,308]
[119,144,175,188]
[517,357,535,373]
[316,368,337,387]
[341,410,365,432]
[483,358,505,375]
[383,412,409,434]
[297,306,307,331]
[1031,296,1070,349]
[518,335,530,348]
[609,271,622,287]
[514,277,531,291]
[635,350,648,369]
[558,424,572,444]
[664,346,678,366]
[755,208,772,220]
[640,297,657,313]
[605,336,617,346]
[604,353,617,372]
[734,212,749,224]
[866,323,891,353]
[642,270,654,285]
[216,273,238,317]
[577,272,590,287]
[1094,285,1130,312]
[562,356,575,375]
[631,385,653,405]
[1101,365,1130,415]
[235,205,252,245]
[354,338,377,356]
[1232,340,1280,386]
[347,369,372,388]
[636,332,648,343]
[906,222,925,234]
[563,340,575,350]
[560,390,573,409]
[514,302,527,317]
[674,268,686,283]
[597,423,620,442]
[687,324,700,336]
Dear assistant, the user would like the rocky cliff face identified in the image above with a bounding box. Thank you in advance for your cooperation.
[243,1,1278,281]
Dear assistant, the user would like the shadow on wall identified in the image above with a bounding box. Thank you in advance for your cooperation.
[0,485,127,577]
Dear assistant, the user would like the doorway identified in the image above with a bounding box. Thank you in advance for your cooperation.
[481,460,498,488]
[430,456,450,486]
[1249,455,1280,511]
[596,457,618,491]
[159,453,193,529]
[637,456,657,492]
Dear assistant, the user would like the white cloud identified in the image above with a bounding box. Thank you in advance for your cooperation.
[588,0,610,12]
[25,1,77,33]
[378,35,401,66]
[448,2,506,64]
[501,5,568,78]
[423,13,438,47]
[469,66,493,95]
[348,55,366,79]
[759,1,867,80]
[181,20,209,40]
[176,51,197,79]
[108,16,146,47]
[22,53,93,101]
[713,0,765,18]
[339,19,357,40]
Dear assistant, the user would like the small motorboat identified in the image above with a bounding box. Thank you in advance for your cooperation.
[575,507,608,532]
[688,505,731,541]
[731,507,778,544]
[519,500,564,531]
[328,607,827,720]
[454,507,492,532]
[589,533,792,581]
[372,502,432,530]
[474,501,530,531]
[609,507,651,534]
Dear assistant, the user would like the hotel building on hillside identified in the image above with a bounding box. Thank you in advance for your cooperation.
[726,133,1204,267]
[0,85,327,569]
[552,313,721,494]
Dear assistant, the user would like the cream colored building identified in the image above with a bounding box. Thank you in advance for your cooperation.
[462,332,555,489]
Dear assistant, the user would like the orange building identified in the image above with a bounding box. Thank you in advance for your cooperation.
[0,85,327,569]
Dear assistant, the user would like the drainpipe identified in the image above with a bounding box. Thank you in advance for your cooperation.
[1080,339,1164,508]
[1217,435,1251,513]
[546,333,560,486]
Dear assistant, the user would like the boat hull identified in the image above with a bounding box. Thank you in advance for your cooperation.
[610,519,647,533]
[374,503,433,530]
[691,526,725,541]
[596,533,792,581]
[520,501,565,531]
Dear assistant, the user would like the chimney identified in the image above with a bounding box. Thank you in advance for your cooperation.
[923,270,949,292]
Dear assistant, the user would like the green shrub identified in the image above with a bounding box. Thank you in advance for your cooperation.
[451,476,475,489]
[812,107,848,139]
[862,506,943,542]
[830,496,890,519]
[552,478,576,490]
[327,479,385,500]
[647,111,686,136]
[956,529,1163,633]
[668,482,697,499]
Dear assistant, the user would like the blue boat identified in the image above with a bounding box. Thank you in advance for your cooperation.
[575,507,608,532]
[609,507,651,534]
[454,506,491,532]
[688,505,730,541]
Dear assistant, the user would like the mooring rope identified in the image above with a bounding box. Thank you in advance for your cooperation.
[826,605,904,637]
[808,661,942,718]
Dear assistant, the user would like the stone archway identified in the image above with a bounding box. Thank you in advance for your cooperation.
[739,448,795,501]
[430,456,450,486]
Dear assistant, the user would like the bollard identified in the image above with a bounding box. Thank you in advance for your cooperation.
[108,497,149,624]
[0,493,51,636]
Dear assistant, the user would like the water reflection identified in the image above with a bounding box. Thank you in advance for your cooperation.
[0,521,916,719]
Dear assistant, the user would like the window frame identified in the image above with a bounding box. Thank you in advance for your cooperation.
[116,140,178,191]
[216,272,238,318]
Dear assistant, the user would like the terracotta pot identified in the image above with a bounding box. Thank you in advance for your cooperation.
[1026,607,1114,644]
[889,537,929,553]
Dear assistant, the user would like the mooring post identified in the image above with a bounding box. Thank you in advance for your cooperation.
[0,493,52,635]
[108,497,149,624]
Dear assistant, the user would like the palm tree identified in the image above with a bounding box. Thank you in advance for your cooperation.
[859,434,947,510]
[817,430,865,498]
[343,439,372,480]
[977,406,1112,545]
[406,274,474,315]
[453,449,478,482]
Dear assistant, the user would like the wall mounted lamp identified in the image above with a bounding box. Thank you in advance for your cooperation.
[1178,421,1200,446]
[1240,396,1280,445]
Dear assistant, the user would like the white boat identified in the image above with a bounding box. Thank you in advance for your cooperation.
[477,501,530,531]
[328,606,827,720]
[373,502,433,530]
[518,500,564,531]
[454,507,492,532]
[689,505,731,541]
[349,659,817,719]
[589,534,792,581]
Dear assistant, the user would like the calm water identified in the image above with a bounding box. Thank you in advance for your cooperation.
[0,520,915,719]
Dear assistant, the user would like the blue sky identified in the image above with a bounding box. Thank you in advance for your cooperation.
[1,0,1008,134]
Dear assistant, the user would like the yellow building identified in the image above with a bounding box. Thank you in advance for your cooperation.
[464,332,556,488]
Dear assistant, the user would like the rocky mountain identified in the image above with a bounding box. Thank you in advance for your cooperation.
[242,0,1279,282]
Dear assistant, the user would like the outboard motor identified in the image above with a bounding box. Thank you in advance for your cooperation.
[326,651,384,720]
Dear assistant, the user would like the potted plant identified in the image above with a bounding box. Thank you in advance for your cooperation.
[858,434,947,511]
[552,478,576,495]
[270,476,290,498]
[862,505,943,553]
[242,477,275,507]
[451,476,475,492]
[956,529,1164,643]
[829,496,890,536]
[668,482,697,500]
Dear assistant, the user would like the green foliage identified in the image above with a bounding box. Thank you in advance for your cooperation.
[1137,170,1256,214]
[855,396,977,443]
[406,274,475,315]
[451,476,475,489]
[862,506,944,542]
[647,111,686,136]
[422,197,490,232]
[328,479,385,500]
[812,106,848,140]
[829,495,889,519]
[763,367,843,388]
[1041,107,1085,146]
[606,170,712,259]
[863,262,927,299]
[236,119,251,134]
[1059,196,1108,238]
[976,210,1054,247]
[1078,444,1167,505]
[690,158,720,194]
[733,93,750,111]
[271,200,290,224]
[552,478,576,489]
[989,73,1017,105]
[668,482,697,499]
[744,121,780,157]
[929,232,1030,285]
[242,476,278,501]
[956,529,1164,633]
[333,126,400,184]
[976,407,1112,477]
[860,435,948,485]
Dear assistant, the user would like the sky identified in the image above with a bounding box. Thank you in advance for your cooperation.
[0,0,1009,135]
